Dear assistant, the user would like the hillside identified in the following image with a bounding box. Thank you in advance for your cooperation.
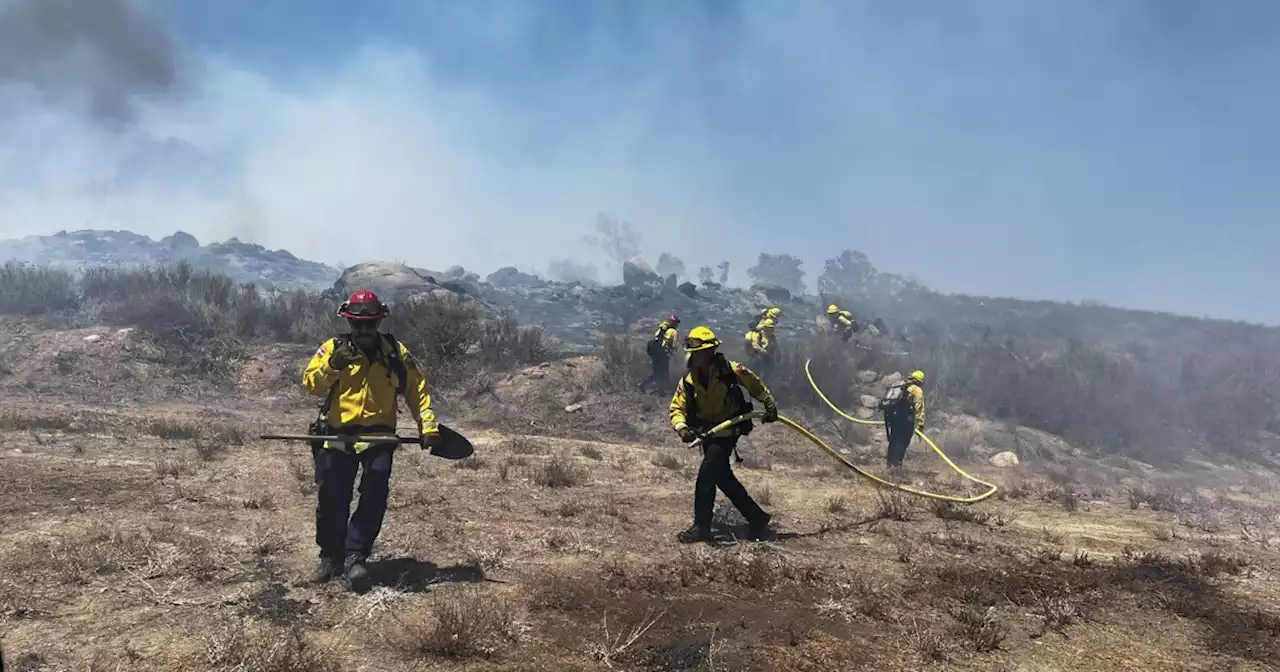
[1,232,1279,669]
[0,315,1277,671]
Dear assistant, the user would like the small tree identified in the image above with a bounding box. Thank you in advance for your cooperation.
[717,261,730,284]
[656,253,686,279]
[584,213,642,269]
[698,266,714,284]
[818,250,878,297]
[747,253,805,295]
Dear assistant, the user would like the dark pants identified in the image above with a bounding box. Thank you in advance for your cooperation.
[312,435,396,563]
[884,414,915,468]
[648,352,671,392]
[694,436,766,531]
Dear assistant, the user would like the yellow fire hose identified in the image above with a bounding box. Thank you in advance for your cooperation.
[691,362,998,503]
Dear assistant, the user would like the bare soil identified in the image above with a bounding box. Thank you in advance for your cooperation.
[1,323,1278,671]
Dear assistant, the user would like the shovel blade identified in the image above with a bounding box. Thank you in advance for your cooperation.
[429,424,475,460]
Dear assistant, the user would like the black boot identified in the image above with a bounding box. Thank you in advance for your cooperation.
[677,525,713,544]
[344,554,372,593]
[748,512,773,541]
[309,557,342,585]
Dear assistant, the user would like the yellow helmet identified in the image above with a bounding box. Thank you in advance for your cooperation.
[766,307,782,319]
[684,326,720,352]
[827,304,839,315]
[910,370,925,383]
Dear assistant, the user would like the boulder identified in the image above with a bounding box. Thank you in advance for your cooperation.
[881,372,904,388]
[859,395,881,409]
[333,262,439,304]
[162,230,200,250]
[854,407,875,420]
[751,284,792,303]
[678,282,698,298]
[989,451,1020,468]
[856,370,879,384]
[487,266,539,288]
[623,259,661,287]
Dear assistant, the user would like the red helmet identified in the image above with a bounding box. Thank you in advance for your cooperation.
[337,289,389,320]
[667,313,680,325]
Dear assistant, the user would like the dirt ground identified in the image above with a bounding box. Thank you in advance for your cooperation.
[1,324,1279,671]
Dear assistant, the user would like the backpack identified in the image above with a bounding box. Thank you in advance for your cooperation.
[646,323,670,358]
[309,333,407,447]
[683,353,754,436]
[878,380,914,414]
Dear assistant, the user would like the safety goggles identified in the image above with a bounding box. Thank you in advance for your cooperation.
[685,337,719,351]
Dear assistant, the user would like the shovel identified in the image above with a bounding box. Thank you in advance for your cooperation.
[259,423,475,460]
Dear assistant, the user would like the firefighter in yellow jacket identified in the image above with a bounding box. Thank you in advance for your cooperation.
[643,314,681,393]
[302,289,439,592]
[670,326,778,543]
[880,370,926,468]
[826,304,857,342]
[744,317,776,376]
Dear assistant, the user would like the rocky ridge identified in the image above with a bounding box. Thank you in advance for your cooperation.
[0,230,899,355]
[0,229,340,292]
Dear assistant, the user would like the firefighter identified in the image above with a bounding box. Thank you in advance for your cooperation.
[826,304,857,342]
[880,370,926,468]
[751,306,782,331]
[301,290,440,592]
[670,326,779,543]
[644,314,681,393]
[744,317,776,376]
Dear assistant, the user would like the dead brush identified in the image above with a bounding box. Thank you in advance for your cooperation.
[588,608,666,669]
[579,445,604,460]
[453,457,486,471]
[873,491,913,521]
[394,587,521,660]
[1032,590,1079,636]
[825,495,849,514]
[676,545,821,590]
[153,456,193,481]
[929,500,991,524]
[650,452,683,471]
[535,455,587,488]
[287,458,315,495]
[952,606,1008,652]
[143,417,202,440]
[204,617,339,672]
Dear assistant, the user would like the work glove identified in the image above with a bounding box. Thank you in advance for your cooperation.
[328,340,360,371]
[762,405,779,423]
[677,426,698,444]
[420,432,442,450]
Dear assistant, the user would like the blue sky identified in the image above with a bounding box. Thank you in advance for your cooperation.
[1,0,1278,322]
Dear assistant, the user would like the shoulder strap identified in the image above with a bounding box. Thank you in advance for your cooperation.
[382,333,407,395]
[717,355,752,414]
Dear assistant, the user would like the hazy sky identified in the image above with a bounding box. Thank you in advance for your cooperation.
[1,0,1277,321]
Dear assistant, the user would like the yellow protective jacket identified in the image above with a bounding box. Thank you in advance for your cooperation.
[653,322,679,354]
[670,358,777,435]
[745,327,774,355]
[303,335,438,452]
[828,310,854,331]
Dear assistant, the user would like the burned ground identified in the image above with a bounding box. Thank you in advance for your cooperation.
[1,325,1279,672]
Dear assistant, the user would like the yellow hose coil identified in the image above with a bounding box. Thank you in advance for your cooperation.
[693,360,998,503]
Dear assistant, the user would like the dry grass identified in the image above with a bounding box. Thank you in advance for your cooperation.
[3,317,1280,671]
[393,588,522,660]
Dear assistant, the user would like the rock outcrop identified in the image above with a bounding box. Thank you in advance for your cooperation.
[0,229,337,291]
